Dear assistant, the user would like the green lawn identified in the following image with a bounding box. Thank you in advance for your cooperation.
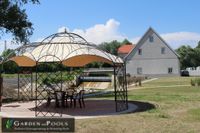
[76,77,200,133]
[142,77,193,87]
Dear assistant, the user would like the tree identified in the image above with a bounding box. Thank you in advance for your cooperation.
[99,40,122,55]
[0,0,39,43]
[176,45,193,69]
[176,42,200,69]
[1,49,16,60]
[196,41,200,48]
[121,39,131,45]
[1,49,18,73]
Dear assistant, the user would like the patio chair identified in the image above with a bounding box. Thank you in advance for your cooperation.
[73,90,85,108]
[46,91,54,107]
[65,89,75,108]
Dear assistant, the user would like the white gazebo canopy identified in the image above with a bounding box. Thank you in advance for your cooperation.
[9,31,123,67]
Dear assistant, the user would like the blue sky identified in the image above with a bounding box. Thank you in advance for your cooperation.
[1,0,200,53]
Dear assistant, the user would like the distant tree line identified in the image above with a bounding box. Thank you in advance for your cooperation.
[176,41,200,70]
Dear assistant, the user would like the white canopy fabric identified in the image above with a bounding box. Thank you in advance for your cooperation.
[9,32,123,67]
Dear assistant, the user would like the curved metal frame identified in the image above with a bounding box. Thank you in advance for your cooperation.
[0,31,128,116]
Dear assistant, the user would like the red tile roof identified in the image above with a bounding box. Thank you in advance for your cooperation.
[118,44,135,54]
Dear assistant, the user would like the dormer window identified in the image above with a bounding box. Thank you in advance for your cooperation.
[161,47,166,54]
[138,49,142,55]
[149,35,154,42]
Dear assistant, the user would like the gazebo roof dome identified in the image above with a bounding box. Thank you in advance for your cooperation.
[8,31,124,67]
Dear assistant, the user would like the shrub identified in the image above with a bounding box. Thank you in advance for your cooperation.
[191,78,200,86]
[191,79,195,86]
[196,78,200,86]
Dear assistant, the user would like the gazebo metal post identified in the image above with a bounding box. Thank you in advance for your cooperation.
[113,63,129,112]
[35,62,38,117]
[31,68,33,99]
[113,63,117,112]
[124,63,128,109]
[60,63,63,116]
[17,68,20,100]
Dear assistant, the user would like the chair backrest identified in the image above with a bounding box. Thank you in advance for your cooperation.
[78,90,85,99]
[55,92,63,100]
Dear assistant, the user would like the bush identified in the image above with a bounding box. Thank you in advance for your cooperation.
[196,78,200,86]
[191,79,195,86]
[191,78,200,86]
[127,76,146,86]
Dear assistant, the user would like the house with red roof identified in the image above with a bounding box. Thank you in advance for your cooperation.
[117,43,135,58]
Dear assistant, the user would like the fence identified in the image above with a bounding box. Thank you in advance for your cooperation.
[186,67,200,76]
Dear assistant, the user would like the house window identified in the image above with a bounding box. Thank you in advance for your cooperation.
[137,67,142,74]
[168,67,173,74]
[161,47,166,54]
[149,35,154,42]
[138,49,142,55]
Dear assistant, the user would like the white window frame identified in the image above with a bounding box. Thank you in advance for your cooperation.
[149,35,154,43]
[168,67,173,74]
[138,49,142,55]
[161,47,166,54]
[137,67,142,74]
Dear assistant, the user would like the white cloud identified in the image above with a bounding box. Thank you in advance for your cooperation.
[161,32,200,48]
[58,19,127,44]
[54,19,200,49]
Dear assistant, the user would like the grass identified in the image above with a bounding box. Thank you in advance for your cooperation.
[1,77,200,133]
[75,77,200,133]
[141,77,193,87]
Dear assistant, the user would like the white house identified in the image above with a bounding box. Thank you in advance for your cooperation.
[124,27,180,76]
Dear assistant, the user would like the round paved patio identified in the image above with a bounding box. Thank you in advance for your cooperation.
[0,100,137,119]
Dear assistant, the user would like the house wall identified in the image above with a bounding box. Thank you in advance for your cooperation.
[126,30,180,76]
[126,58,180,76]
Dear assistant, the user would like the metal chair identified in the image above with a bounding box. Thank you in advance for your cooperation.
[73,90,85,108]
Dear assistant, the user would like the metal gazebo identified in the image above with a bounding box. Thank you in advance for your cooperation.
[1,31,128,117]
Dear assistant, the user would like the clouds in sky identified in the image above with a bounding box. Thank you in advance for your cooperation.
[1,19,200,54]
[161,32,200,48]
[58,19,200,49]
[58,19,127,44]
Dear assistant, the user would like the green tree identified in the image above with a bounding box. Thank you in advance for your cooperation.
[2,49,16,60]
[0,0,39,43]
[99,40,122,55]
[176,42,200,69]
[1,49,18,73]
[176,45,192,69]
[121,39,131,44]
[196,41,200,48]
